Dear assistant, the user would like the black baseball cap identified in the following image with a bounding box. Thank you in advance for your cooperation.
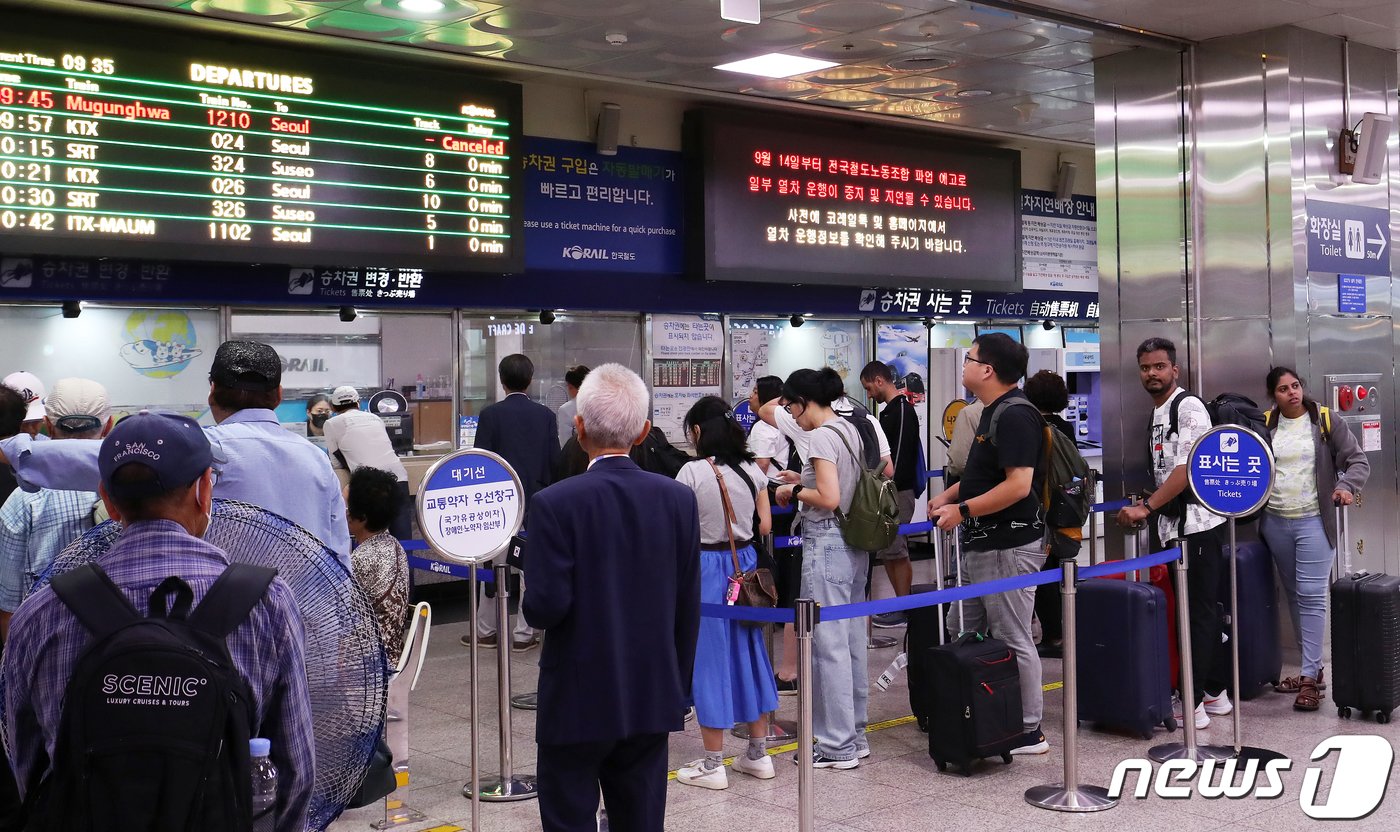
[209,340,282,392]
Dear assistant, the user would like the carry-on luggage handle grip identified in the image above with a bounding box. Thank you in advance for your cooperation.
[1335,501,1351,579]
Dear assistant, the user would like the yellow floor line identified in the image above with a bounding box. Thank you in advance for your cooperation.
[667,680,1063,779]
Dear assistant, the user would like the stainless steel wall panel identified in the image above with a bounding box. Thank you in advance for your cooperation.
[1197,318,1274,403]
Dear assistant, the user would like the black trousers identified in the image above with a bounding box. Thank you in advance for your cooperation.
[390,480,413,542]
[537,732,668,832]
[1155,522,1228,700]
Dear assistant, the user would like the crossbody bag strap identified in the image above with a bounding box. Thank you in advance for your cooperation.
[706,460,742,576]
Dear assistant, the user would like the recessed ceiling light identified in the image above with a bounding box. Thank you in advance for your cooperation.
[715,53,839,79]
[399,0,445,12]
[956,88,993,98]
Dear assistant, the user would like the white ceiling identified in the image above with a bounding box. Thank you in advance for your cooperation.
[65,0,1400,145]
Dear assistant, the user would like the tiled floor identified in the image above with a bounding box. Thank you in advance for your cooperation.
[331,566,1400,831]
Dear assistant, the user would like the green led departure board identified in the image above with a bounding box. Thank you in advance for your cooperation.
[0,10,522,271]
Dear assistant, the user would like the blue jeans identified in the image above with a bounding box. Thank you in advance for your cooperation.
[800,521,869,761]
[1260,512,1332,678]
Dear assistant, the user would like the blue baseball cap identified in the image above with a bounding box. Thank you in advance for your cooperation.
[99,410,222,500]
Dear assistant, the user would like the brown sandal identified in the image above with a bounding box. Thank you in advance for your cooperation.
[1275,669,1327,692]
[1294,677,1323,711]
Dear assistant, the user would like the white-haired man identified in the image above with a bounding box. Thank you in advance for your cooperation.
[523,364,701,832]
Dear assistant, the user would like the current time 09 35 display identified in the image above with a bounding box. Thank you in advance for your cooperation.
[0,14,523,271]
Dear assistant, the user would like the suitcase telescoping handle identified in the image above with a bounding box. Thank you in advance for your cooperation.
[1335,500,1351,579]
[954,527,966,637]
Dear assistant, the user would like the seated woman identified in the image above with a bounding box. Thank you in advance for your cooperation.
[345,466,411,659]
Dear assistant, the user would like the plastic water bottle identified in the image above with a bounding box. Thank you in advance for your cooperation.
[250,738,277,832]
[415,373,425,401]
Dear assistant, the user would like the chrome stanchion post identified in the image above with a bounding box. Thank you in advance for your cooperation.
[1088,506,1099,566]
[1228,518,1242,754]
[795,598,817,832]
[1027,559,1116,812]
[1149,540,1232,762]
[460,571,481,831]
[478,563,538,802]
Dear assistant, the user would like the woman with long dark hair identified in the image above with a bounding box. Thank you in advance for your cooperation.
[762,367,869,769]
[1260,367,1369,711]
[674,396,777,789]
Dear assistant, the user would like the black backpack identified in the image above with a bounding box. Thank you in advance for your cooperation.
[34,563,276,832]
[1159,391,1269,521]
[836,399,884,470]
[988,399,1093,529]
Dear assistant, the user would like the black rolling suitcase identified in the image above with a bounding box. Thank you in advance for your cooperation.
[1331,506,1400,724]
[925,632,1023,775]
[906,581,944,732]
[1213,541,1282,700]
[1076,579,1176,739]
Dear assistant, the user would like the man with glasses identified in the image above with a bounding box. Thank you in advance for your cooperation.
[0,378,113,639]
[927,334,1050,756]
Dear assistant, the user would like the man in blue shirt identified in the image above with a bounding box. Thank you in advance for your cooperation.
[1,409,316,832]
[0,378,113,638]
[0,341,351,566]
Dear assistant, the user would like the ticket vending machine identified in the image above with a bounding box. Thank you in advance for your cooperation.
[1324,373,1387,572]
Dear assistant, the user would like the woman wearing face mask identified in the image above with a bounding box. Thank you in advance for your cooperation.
[673,396,776,790]
[306,394,332,437]
[761,367,869,769]
[1260,366,1369,711]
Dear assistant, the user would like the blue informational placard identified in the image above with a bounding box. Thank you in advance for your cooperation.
[1338,274,1367,313]
[1188,426,1274,518]
[417,449,523,564]
[522,137,683,273]
[1305,200,1391,277]
[732,399,757,435]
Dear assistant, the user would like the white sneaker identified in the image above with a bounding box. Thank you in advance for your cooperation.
[1173,695,1211,729]
[676,760,729,790]
[732,753,775,780]
[1203,690,1233,716]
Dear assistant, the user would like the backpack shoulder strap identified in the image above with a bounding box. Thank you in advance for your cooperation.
[987,397,1041,445]
[186,563,277,640]
[1318,405,1332,441]
[50,564,140,641]
[1167,391,1202,438]
[1264,408,1275,429]
[822,423,869,473]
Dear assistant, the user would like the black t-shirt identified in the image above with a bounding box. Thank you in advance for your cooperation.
[959,389,1045,551]
[878,394,921,491]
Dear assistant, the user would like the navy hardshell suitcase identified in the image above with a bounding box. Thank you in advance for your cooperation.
[1075,579,1176,739]
[924,633,1022,776]
[1213,541,1282,700]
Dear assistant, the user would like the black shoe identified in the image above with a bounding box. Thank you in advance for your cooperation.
[775,674,798,696]
[1009,729,1049,756]
[872,612,907,629]
[460,632,498,648]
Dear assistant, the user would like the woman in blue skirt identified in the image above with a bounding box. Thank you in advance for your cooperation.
[674,395,779,790]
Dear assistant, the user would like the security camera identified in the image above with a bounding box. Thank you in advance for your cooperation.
[540,310,556,325]
[1042,319,1055,331]
[789,314,805,328]
[61,300,82,319]
[339,305,357,322]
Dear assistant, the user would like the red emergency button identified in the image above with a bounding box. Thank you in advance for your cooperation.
[1338,386,1354,411]
[1357,386,1368,400]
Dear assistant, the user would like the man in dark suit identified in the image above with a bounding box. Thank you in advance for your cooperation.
[524,363,700,832]
[463,353,560,650]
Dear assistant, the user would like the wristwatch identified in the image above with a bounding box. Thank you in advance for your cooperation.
[958,501,971,520]
[792,484,804,500]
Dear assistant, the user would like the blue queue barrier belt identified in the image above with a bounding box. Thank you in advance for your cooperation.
[699,546,1181,625]
[1091,498,1131,513]
[403,544,495,583]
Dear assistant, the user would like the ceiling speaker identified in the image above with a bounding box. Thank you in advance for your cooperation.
[1352,112,1392,185]
[1055,161,1077,202]
[596,102,621,156]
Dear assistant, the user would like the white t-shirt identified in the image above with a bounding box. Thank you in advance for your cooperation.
[748,420,789,483]
[676,458,767,544]
[323,409,409,481]
[1150,389,1225,542]
[772,400,889,466]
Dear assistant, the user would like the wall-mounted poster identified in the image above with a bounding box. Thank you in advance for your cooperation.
[1021,190,1098,292]
[876,321,931,519]
[728,318,866,402]
[650,314,723,443]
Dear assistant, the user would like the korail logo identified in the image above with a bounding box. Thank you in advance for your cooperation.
[1110,735,1393,819]
[563,245,609,261]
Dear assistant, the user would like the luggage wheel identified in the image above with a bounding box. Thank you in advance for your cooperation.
[1000,753,1012,765]
[935,761,947,772]
[1338,706,1352,719]
[1376,711,1391,725]
[1163,716,1178,733]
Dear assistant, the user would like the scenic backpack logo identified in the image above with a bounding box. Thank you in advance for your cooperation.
[33,563,276,832]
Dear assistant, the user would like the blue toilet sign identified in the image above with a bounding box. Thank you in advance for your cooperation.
[1188,425,1275,517]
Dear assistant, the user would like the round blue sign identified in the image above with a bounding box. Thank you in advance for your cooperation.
[733,399,757,435]
[1187,425,1275,517]
[417,448,524,564]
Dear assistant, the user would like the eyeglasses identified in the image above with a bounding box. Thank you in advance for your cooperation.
[963,354,992,367]
[782,399,805,415]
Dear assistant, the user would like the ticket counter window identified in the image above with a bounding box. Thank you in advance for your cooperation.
[0,304,219,422]
[728,317,867,401]
[459,313,643,447]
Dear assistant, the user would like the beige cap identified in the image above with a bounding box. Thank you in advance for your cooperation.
[2,371,45,421]
[45,377,111,425]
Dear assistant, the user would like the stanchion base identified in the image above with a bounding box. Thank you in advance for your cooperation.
[510,691,538,711]
[868,635,898,649]
[474,774,540,802]
[730,718,798,742]
[1024,784,1117,813]
[1237,746,1288,762]
[1147,742,1234,763]
[371,796,428,829]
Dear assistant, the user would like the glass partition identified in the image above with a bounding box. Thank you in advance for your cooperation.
[0,304,219,422]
